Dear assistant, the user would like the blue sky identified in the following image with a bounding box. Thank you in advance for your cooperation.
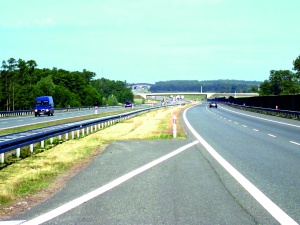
[1,0,299,84]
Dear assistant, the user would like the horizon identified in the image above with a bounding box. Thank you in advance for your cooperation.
[1,1,299,84]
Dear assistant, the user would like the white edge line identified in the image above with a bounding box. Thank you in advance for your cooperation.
[20,140,199,225]
[184,106,298,225]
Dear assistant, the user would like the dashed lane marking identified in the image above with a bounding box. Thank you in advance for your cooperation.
[290,141,300,146]
[185,106,298,225]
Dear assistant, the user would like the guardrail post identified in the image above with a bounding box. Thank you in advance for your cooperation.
[65,133,69,140]
[16,148,21,158]
[58,135,62,141]
[72,131,74,139]
[41,140,45,148]
[1,153,4,163]
[87,127,89,135]
[77,130,80,138]
[50,138,53,144]
[82,128,85,136]
[30,144,33,153]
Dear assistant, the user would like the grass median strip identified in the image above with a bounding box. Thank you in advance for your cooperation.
[0,109,137,136]
[0,105,187,219]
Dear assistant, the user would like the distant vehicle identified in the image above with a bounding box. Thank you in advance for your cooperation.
[34,96,54,116]
[125,100,132,108]
[209,101,217,108]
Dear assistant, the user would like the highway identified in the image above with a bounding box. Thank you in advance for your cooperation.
[185,103,300,224]
[0,107,131,130]
[5,103,300,224]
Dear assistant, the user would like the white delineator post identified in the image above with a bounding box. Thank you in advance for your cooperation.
[95,106,98,114]
[173,115,177,138]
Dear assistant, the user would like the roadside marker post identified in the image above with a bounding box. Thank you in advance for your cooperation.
[173,115,177,138]
[95,106,98,114]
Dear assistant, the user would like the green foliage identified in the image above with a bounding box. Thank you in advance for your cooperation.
[259,69,300,96]
[150,80,261,93]
[0,58,133,110]
[107,94,118,106]
[293,55,300,76]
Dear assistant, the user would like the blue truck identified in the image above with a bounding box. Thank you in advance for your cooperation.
[34,96,54,117]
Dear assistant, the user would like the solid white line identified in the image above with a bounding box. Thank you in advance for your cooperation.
[184,106,298,225]
[290,141,300,146]
[0,221,26,224]
[268,134,277,138]
[219,105,300,128]
[20,140,199,225]
[242,125,247,128]
[253,129,259,132]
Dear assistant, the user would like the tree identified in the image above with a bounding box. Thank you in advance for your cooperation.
[107,94,118,106]
[34,75,55,97]
[120,88,134,103]
[7,58,17,110]
[26,60,37,89]
[0,60,9,110]
[258,80,272,96]
[293,55,300,77]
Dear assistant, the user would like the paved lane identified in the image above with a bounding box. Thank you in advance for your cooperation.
[185,103,300,224]
[0,107,133,130]
[9,138,276,224]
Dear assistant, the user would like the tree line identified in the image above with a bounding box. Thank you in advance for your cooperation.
[258,55,300,95]
[149,80,261,93]
[0,58,134,111]
[149,55,300,96]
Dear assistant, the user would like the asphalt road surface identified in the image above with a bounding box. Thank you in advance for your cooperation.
[0,106,134,130]
[4,103,300,224]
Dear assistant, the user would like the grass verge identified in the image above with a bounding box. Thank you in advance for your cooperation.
[0,105,188,219]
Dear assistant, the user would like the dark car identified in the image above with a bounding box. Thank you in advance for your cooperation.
[125,100,132,108]
[209,101,217,108]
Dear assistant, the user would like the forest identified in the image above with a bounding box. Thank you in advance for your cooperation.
[1,55,299,111]
[150,55,300,96]
[0,58,134,111]
[149,79,261,93]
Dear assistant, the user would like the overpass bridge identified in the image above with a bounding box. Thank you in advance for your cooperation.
[138,92,259,99]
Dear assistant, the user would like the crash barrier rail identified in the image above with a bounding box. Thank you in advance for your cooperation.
[0,105,123,118]
[0,105,165,164]
[228,103,300,118]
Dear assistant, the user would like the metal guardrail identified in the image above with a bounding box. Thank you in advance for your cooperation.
[0,106,119,117]
[228,103,300,118]
[0,105,166,162]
